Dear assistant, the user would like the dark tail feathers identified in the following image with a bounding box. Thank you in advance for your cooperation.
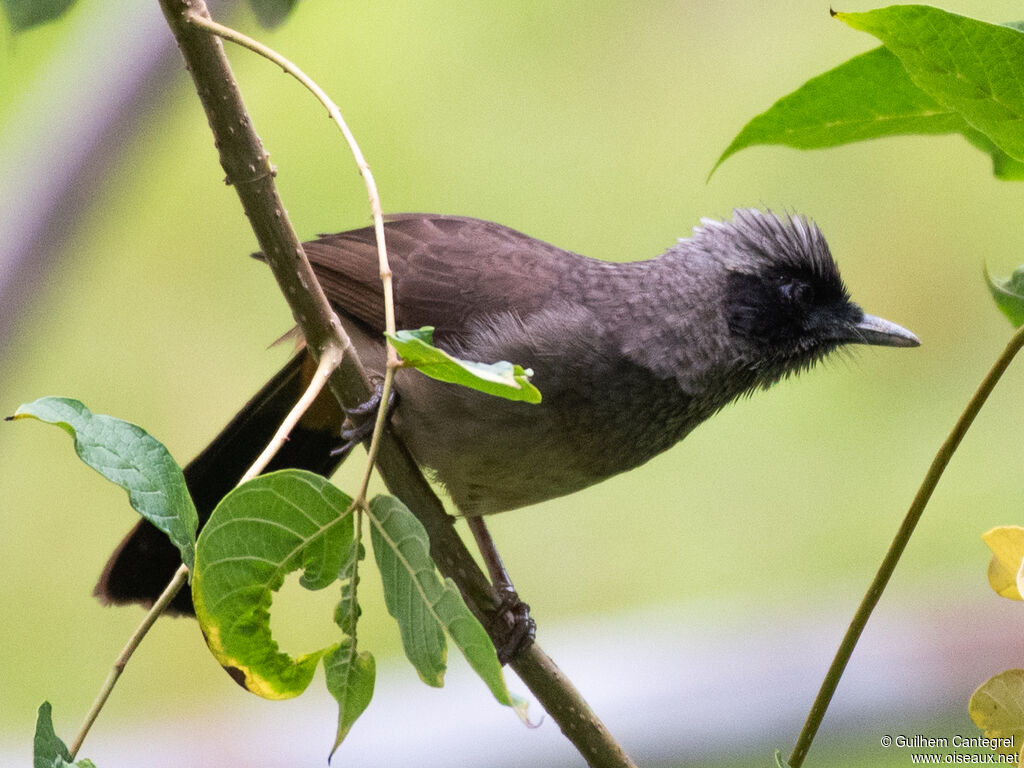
[95,351,349,615]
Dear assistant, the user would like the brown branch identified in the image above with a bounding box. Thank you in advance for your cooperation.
[156,2,635,766]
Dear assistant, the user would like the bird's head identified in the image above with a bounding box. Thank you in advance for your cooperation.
[692,209,919,387]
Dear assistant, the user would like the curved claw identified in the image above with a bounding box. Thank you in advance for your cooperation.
[332,380,396,456]
[491,589,536,665]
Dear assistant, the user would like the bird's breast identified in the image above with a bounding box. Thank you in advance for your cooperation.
[392,347,696,515]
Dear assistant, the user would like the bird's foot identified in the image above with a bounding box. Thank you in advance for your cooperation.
[490,587,536,665]
[332,380,396,457]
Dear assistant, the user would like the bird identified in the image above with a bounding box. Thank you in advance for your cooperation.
[97,209,919,617]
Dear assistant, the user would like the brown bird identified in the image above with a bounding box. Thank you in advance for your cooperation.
[98,210,918,618]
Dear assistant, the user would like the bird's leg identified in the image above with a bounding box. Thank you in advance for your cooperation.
[466,515,536,664]
[332,379,396,459]
[334,383,536,662]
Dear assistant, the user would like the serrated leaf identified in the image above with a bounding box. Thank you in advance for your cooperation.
[333,540,363,636]
[836,6,1024,163]
[369,494,447,686]
[982,526,1024,600]
[387,327,542,404]
[1,0,76,31]
[324,639,376,756]
[986,266,1024,328]
[970,670,1024,755]
[33,702,96,768]
[248,0,297,28]
[368,495,525,718]
[713,45,966,175]
[324,539,375,754]
[192,470,355,700]
[11,397,197,570]
[438,570,529,720]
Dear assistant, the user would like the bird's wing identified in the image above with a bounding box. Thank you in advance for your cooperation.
[301,215,585,341]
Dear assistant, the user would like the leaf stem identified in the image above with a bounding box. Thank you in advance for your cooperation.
[789,323,1024,767]
[69,564,189,759]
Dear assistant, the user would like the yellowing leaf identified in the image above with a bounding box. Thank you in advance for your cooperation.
[192,470,355,699]
[970,670,1024,755]
[982,526,1024,600]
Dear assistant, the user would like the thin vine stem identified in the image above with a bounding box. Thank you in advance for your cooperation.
[185,10,399,659]
[242,347,341,483]
[789,322,1024,767]
[69,564,189,759]
[155,4,636,765]
[184,11,398,508]
[68,327,345,757]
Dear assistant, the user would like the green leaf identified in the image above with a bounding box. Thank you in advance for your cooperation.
[34,702,71,768]
[713,45,966,175]
[368,495,447,686]
[10,397,198,570]
[1,0,76,31]
[192,469,355,700]
[986,266,1024,327]
[387,327,542,404]
[33,702,96,768]
[325,540,375,754]
[962,128,1024,181]
[836,6,1024,162]
[773,750,794,768]
[248,0,297,28]
[969,670,1024,756]
[324,639,376,756]
[714,13,1024,180]
[369,496,525,717]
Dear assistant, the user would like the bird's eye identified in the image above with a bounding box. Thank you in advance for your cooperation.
[781,280,814,306]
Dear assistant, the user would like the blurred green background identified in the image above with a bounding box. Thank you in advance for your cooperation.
[4,1,1024,765]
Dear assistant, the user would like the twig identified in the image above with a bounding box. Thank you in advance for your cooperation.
[789,322,1024,767]
[242,347,342,483]
[70,309,342,757]
[157,3,636,765]
[69,564,189,758]
[183,10,398,509]
[183,12,398,707]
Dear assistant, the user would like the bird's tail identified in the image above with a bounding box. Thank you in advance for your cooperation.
[94,350,349,615]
